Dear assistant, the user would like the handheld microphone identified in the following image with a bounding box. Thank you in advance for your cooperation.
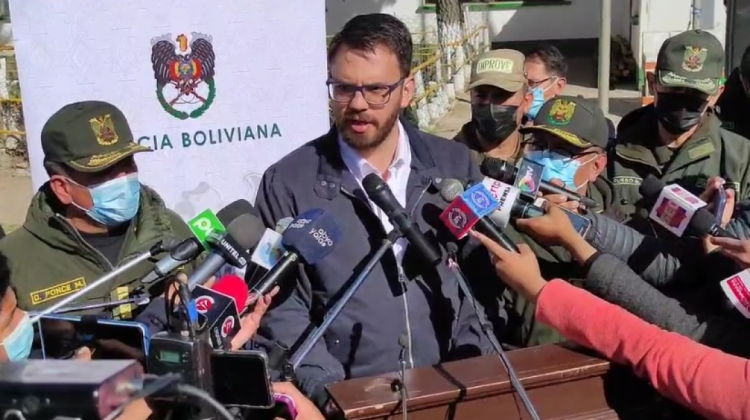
[639,175,737,238]
[481,156,598,208]
[191,275,248,349]
[247,209,342,306]
[438,182,519,252]
[477,177,545,228]
[186,200,267,290]
[141,237,204,285]
[250,217,292,271]
[363,173,442,265]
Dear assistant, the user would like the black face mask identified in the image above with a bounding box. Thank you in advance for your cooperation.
[653,92,708,134]
[471,104,519,145]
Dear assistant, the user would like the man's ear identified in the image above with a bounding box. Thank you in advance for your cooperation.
[556,77,567,92]
[400,75,415,108]
[590,153,608,181]
[523,90,533,114]
[646,72,656,97]
[48,175,74,205]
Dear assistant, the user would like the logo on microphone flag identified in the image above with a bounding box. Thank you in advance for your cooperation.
[221,316,236,337]
[462,184,499,217]
[195,295,215,314]
[439,196,479,239]
[654,197,688,228]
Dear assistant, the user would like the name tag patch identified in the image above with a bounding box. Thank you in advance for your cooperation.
[30,277,86,305]
[612,176,642,186]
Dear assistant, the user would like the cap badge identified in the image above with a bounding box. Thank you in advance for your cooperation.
[547,99,576,126]
[89,114,119,146]
[681,46,708,72]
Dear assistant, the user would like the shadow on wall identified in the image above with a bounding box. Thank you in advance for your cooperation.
[325,0,399,35]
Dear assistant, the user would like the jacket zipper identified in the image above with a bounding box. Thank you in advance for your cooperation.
[341,182,430,370]
[55,214,115,272]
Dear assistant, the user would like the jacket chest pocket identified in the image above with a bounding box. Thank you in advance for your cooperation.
[611,180,641,216]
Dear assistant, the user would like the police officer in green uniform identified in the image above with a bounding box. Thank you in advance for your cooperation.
[454,49,531,165]
[0,101,198,314]
[503,95,615,347]
[715,44,750,138]
[612,30,750,236]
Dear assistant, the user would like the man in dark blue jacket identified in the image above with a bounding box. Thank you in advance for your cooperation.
[254,13,502,408]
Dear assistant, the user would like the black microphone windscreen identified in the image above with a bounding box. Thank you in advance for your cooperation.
[689,209,717,236]
[480,157,514,181]
[225,214,266,249]
[638,175,666,199]
[362,173,384,194]
[438,179,465,202]
[216,199,259,225]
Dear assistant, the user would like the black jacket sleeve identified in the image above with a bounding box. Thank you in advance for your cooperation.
[584,253,750,357]
[585,212,707,287]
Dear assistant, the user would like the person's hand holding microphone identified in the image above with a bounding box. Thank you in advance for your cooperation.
[470,200,600,303]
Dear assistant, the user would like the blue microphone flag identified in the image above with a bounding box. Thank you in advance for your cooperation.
[281,208,342,265]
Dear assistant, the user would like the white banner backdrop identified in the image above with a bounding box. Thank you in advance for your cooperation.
[10,0,329,219]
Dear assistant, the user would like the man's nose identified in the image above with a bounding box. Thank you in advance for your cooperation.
[348,91,369,111]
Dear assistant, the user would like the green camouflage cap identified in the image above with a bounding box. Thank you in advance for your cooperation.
[41,101,151,173]
[467,49,526,92]
[520,95,609,149]
[656,30,724,95]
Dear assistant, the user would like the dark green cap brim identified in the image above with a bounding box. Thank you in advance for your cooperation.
[63,142,152,173]
[519,125,594,149]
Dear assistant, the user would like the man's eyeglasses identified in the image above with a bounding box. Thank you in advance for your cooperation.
[527,76,558,90]
[327,79,404,105]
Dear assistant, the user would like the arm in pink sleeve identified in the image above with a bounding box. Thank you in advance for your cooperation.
[536,280,750,420]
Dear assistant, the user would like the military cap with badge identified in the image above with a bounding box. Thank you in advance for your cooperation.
[653,29,725,134]
[519,95,609,189]
[41,101,153,226]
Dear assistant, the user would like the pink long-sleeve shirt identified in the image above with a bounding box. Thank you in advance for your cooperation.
[536,279,750,420]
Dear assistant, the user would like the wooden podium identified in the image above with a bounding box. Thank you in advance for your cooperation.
[326,344,667,420]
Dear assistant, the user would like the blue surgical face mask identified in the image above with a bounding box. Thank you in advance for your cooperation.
[71,173,141,226]
[526,78,557,120]
[525,150,582,191]
[2,313,33,362]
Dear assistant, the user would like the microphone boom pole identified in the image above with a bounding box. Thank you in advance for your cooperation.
[445,250,541,420]
[285,230,400,377]
[29,241,169,324]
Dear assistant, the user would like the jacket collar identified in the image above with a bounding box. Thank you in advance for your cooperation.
[313,120,439,204]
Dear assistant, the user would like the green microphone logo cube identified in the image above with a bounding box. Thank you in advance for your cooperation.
[188,209,226,249]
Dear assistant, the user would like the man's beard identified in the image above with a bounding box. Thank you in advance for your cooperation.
[338,109,400,151]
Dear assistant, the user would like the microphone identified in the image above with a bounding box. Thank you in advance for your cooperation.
[191,274,248,349]
[481,156,598,208]
[247,209,342,306]
[639,175,737,238]
[250,217,292,271]
[443,243,541,420]
[141,237,204,285]
[475,177,545,228]
[438,182,519,252]
[186,200,267,290]
[362,173,442,265]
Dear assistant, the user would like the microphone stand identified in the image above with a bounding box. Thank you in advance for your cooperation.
[30,241,170,324]
[283,230,401,379]
[445,247,541,420]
